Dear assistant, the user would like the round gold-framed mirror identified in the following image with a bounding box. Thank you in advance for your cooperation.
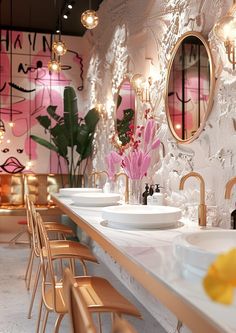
[165,31,215,143]
[115,78,136,147]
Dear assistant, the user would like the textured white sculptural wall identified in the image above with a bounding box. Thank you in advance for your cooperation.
[84,0,235,225]
[80,2,236,331]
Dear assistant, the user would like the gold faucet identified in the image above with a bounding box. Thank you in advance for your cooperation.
[115,172,129,203]
[88,171,99,187]
[179,171,207,227]
[225,177,236,199]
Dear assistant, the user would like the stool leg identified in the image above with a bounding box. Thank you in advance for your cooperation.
[28,262,41,319]
[35,295,43,333]
[41,309,49,333]
[54,314,64,333]
[25,246,34,283]
[26,252,36,291]
[9,229,27,245]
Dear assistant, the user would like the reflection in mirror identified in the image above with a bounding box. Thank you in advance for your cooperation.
[166,32,214,143]
[116,79,135,146]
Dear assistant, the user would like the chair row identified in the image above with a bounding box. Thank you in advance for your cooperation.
[24,195,141,332]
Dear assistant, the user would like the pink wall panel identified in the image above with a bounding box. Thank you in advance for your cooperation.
[0,30,83,174]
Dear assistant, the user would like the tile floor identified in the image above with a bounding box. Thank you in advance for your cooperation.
[0,243,166,333]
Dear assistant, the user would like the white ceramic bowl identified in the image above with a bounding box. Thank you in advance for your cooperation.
[71,192,120,207]
[174,230,236,277]
[59,188,102,197]
[102,205,182,229]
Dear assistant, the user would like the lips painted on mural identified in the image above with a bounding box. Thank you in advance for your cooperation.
[0,157,25,173]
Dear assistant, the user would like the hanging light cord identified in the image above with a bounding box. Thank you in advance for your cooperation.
[10,0,13,123]
[29,2,32,163]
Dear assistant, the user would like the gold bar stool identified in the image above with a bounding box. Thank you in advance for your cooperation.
[24,195,76,293]
[26,198,97,320]
[63,268,139,333]
[36,217,141,333]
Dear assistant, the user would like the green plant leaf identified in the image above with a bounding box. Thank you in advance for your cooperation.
[76,124,90,155]
[84,108,100,132]
[50,123,65,138]
[81,133,94,160]
[46,105,63,124]
[30,135,58,153]
[36,115,51,130]
[64,86,78,137]
[53,134,68,159]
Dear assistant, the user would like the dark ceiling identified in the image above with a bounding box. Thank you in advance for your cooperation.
[0,0,104,36]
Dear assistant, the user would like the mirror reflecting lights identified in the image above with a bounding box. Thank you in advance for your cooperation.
[166,32,214,143]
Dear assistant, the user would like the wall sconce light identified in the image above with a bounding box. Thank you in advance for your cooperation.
[131,74,152,103]
[214,1,236,69]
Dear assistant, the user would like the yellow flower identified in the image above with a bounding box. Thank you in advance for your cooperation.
[203,248,236,305]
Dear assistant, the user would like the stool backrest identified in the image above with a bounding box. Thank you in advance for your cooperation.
[63,268,96,333]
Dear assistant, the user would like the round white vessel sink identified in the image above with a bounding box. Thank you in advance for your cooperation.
[59,188,102,196]
[174,230,236,276]
[71,193,120,207]
[102,205,182,229]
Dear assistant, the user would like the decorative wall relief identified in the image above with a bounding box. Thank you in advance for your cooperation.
[85,0,236,228]
[91,25,129,172]
[0,30,83,174]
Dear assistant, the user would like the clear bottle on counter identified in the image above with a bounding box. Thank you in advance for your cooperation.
[152,184,164,205]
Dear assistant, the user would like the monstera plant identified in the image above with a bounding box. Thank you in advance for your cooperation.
[31,86,99,187]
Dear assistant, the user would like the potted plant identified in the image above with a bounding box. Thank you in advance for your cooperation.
[31,86,99,187]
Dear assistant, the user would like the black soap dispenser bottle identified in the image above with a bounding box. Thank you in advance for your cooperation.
[142,183,149,205]
[147,185,154,205]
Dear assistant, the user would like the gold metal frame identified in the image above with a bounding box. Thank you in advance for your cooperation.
[113,77,137,150]
[165,31,215,144]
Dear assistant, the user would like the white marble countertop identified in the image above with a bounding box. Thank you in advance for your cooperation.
[52,195,236,333]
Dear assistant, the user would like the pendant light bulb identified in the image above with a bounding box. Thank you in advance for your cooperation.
[9,121,14,128]
[0,119,6,136]
[48,59,61,72]
[81,10,99,29]
[52,40,67,56]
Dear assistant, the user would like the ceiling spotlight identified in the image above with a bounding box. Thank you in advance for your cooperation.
[63,13,68,19]
[81,9,99,29]
[68,4,72,9]
[48,59,61,72]
[52,40,67,56]
[56,29,60,34]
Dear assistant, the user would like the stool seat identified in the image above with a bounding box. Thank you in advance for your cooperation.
[18,220,27,225]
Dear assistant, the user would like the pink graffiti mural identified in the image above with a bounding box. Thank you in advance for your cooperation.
[0,30,83,174]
